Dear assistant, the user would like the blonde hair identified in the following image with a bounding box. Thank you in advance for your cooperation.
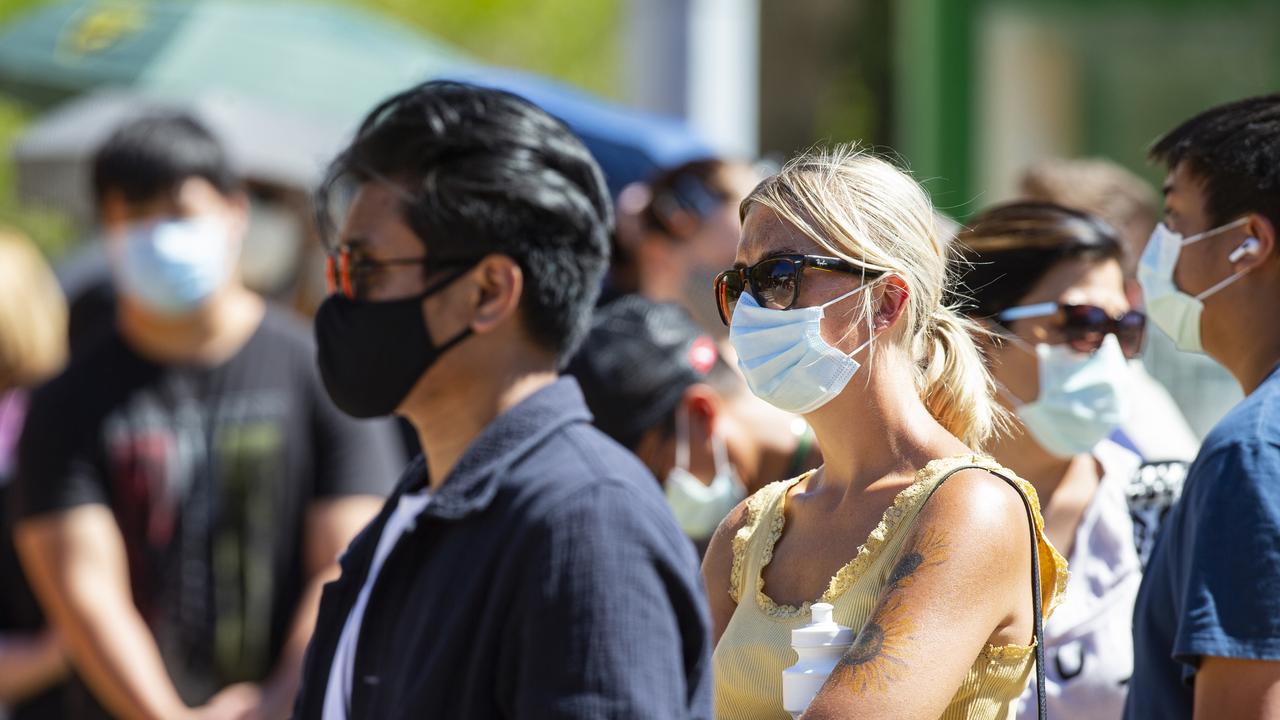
[0,230,68,389]
[741,144,1005,447]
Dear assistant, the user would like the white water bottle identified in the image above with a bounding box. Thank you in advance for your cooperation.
[781,602,854,718]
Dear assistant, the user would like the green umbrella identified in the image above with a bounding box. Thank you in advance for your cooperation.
[0,0,474,127]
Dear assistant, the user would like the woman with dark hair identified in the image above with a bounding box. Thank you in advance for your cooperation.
[956,201,1145,720]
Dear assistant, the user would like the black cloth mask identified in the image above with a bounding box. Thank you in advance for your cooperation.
[315,270,473,418]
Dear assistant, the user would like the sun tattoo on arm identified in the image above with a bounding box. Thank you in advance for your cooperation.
[826,526,951,694]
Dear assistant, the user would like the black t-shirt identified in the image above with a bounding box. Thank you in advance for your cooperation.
[13,307,403,710]
[1,392,65,720]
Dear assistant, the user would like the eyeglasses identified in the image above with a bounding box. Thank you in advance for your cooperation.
[325,244,471,300]
[996,302,1147,358]
[713,254,883,326]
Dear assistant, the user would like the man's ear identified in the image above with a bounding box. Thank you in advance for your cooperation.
[1239,213,1276,272]
[683,383,722,439]
[468,254,524,336]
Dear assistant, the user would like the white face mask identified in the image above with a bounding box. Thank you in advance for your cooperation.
[113,217,236,315]
[728,281,879,415]
[1138,217,1254,353]
[664,406,746,540]
[1004,334,1131,458]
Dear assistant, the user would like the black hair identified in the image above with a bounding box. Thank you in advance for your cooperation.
[954,201,1124,319]
[1149,93,1280,237]
[320,80,613,359]
[566,295,739,450]
[91,113,240,207]
[640,158,734,236]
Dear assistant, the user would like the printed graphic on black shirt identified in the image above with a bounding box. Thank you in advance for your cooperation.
[15,309,403,712]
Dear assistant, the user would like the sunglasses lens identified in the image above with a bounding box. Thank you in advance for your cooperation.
[1057,305,1106,353]
[715,271,743,325]
[1117,312,1147,358]
[752,258,800,310]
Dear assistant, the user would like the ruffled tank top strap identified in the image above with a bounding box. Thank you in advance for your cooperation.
[728,474,808,604]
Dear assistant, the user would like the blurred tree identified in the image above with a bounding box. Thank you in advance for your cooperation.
[0,0,623,260]
[758,0,892,161]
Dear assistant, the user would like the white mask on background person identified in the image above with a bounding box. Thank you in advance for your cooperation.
[240,200,302,295]
[1138,217,1255,353]
[113,216,236,315]
[729,281,880,415]
[1005,334,1131,458]
[665,405,746,541]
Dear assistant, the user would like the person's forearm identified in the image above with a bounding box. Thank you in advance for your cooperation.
[58,598,192,720]
[255,566,337,719]
[0,629,67,704]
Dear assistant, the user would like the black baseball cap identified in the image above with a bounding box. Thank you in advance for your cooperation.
[566,295,719,450]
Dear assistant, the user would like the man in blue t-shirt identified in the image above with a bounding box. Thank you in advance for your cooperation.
[1126,93,1280,719]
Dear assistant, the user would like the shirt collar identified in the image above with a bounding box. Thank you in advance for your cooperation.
[404,377,593,520]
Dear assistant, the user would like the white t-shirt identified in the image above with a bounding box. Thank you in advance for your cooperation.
[322,489,432,720]
[1017,440,1142,720]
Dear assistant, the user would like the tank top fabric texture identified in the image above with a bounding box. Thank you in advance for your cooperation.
[712,454,1069,720]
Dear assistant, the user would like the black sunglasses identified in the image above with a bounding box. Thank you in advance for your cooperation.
[997,302,1147,359]
[713,254,884,326]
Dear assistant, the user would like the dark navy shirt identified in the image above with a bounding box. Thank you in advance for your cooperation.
[293,377,713,719]
[1126,364,1280,719]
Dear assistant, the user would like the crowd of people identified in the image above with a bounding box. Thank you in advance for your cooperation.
[0,77,1276,720]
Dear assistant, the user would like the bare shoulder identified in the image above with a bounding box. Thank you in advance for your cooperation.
[911,468,1032,571]
[702,494,754,590]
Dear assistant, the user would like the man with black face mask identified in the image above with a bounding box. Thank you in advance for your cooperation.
[293,81,712,719]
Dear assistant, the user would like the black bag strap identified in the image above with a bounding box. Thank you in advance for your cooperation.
[920,464,1048,720]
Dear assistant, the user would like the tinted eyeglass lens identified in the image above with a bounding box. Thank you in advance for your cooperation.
[752,257,801,310]
[1116,312,1147,358]
[715,271,744,325]
[1061,305,1146,358]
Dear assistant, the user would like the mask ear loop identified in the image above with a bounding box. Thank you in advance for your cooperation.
[711,419,730,481]
[1180,216,1250,247]
[819,274,893,365]
[1193,236,1261,301]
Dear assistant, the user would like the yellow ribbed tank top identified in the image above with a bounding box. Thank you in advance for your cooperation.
[712,455,1069,720]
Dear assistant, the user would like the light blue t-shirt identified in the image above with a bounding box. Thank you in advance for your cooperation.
[1126,364,1280,719]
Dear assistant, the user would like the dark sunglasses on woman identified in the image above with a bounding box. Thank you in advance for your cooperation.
[996,301,1147,359]
[712,254,884,326]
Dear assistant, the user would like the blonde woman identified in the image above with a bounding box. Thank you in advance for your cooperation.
[703,146,1068,720]
[0,229,69,717]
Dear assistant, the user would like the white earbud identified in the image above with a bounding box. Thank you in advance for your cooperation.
[1228,237,1262,263]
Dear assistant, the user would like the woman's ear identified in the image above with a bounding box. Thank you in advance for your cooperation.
[874,275,911,330]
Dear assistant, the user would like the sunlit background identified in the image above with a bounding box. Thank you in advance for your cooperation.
[1,0,1277,433]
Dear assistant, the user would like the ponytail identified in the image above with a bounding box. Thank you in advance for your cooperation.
[917,306,1008,448]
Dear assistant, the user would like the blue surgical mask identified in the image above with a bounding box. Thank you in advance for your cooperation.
[1138,217,1253,353]
[729,281,878,414]
[1005,334,1130,458]
[114,217,236,315]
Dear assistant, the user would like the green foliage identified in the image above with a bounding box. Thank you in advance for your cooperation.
[0,0,623,260]
[0,96,76,259]
[352,0,623,99]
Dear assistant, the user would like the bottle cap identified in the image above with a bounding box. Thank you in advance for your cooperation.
[790,602,855,648]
